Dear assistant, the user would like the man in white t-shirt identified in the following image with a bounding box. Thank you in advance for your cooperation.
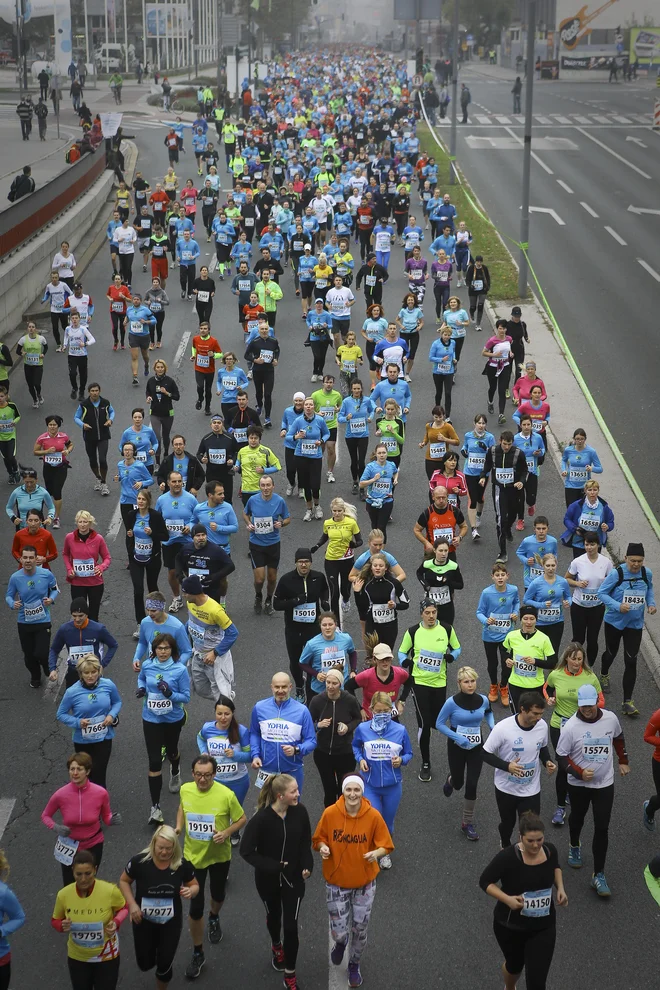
[565,533,613,668]
[115,218,137,285]
[556,684,629,896]
[325,274,355,348]
[483,690,556,846]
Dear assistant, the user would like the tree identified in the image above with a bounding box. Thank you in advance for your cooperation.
[459,0,516,47]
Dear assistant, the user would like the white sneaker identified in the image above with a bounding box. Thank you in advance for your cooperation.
[169,770,181,793]
[404,374,412,383]
[303,509,312,522]
[93,480,102,491]
[132,627,140,640]
[298,488,305,499]
[101,483,110,496]
[327,471,335,483]
[314,504,324,519]
[149,804,164,824]
[472,528,480,541]
[286,483,294,496]
[311,374,317,382]
[168,596,183,613]
[341,598,351,613]
[32,400,39,409]
[247,370,253,379]
[379,854,392,870]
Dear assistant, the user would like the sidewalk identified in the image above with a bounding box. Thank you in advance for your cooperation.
[0,116,75,213]
[463,58,659,87]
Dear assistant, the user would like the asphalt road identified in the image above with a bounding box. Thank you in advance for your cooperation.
[447,68,660,520]
[0,115,658,990]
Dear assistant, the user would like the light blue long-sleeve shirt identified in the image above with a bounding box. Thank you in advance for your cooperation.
[598,564,655,630]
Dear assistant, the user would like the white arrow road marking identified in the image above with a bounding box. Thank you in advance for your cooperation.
[524,206,566,225]
[575,128,651,179]
[604,226,627,245]
[504,127,553,174]
[637,259,660,283]
[626,136,648,147]
[627,205,660,215]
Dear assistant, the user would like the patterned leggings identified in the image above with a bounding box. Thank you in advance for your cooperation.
[325,880,376,965]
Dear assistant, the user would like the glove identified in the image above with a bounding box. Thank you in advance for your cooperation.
[158,680,173,698]
[135,687,146,699]
[445,651,455,664]
[109,812,123,826]
[52,823,70,837]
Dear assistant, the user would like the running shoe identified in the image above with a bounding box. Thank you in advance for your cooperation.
[352,482,359,495]
[326,470,335,483]
[498,414,506,425]
[286,483,294,496]
[600,673,611,693]
[169,770,181,793]
[379,854,392,870]
[282,973,298,990]
[505,388,510,399]
[622,699,639,717]
[551,806,566,827]
[298,489,305,499]
[254,595,263,615]
[52,517,60,529]
[185,951,205,979]
[516,519,525,531]
[330,939,347,965]
[348,963,363,988]
[208,916,222,943]
[496,553,508,564]
[256,405,262,416]
[132,627,140,640]
[314,504,323,519]
[487,401,494,414]
[264,419,272,429]
[231,830,242,847]
[303,509,312,521]
[488,683,499,703]
[591,872,611,897]
[404,374,412,383]
[39,395,44,404]
[29,679,41,689]
[272,944,286,971]
[528,505,535,516]
[93,480,102,491]
[247,370,253,379]
[471,528,480,541]
[418,762,432,782]
[195,400,203,410]
[70,388,77,399]
[476,325,482,332]
[168,596,183,613]
[264,598,274,616]
[499,685,509,707]
[643,800,656,832]
[132,377,139,386]
[101,484,110,496]
[461,822,479,841]
[568,843,582,868]
[148,804,164,824]
[443,774,454,797]
[341,598,351,614]
[32,399,39,409]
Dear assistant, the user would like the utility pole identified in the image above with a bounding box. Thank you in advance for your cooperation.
[215,0,223,94]
[449,0,458,184]
[518,0,536,298]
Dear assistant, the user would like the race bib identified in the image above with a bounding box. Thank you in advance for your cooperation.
[301,441,318,455]
[429,442,446,459]
[233,428,247,444]
[67,645,89,666]
[238,279,251,291]
[293,604,316,623]
[622,592,645,610]
[24,602,46,623]
[527,457,536,472]
[569,468,588,483]
[472,278,483,291]
[372,604,394,624]
[25,352,41,365]
[467,454,485,471]
[259,349,274,363]
[436,270,448,282]
[253,516,274,534]
[350,418,366,433]
[215,762,239,776]
[495,467,514,485]
[141,898,174,924]
[255,768,270,789]
[531,419,544,433]
[135,450,147,462]
[134,538,152,561]
[146,693,173,714]
[68,345,85,357]
[73,558,95,578]
[197,291,210,303]
[54,835,79,865]
[81,718,109,741]
[432,527,454,543]
[429,585,450,605]
[320,649,345,671]
[490,612,511,632]
[316,278,327,288]
[365,275,376,286]
[456,724,481,748]
[538,605,560,622]
[111,301,124,312]
[181,250,193,261]
[222,376,237,390]
[510,760,536,784]
[208,448,226,464]
[70,922,104,947]
[521,888,552,918]
[580,592,600,606]
[244,217,254,226]
[165,519,185,534]
[514,655,537,678]
[186,813,215,841]
[583,737,610,763]
[130,321,144,334]
[44,452,63,466]
[342,360,356,374]
[197,354,211,368]
[382,437,398,453]
[417,650,444,671]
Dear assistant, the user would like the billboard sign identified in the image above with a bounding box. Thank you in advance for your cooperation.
[145,3,189,37]
[556,0,660,51]
[393,0,439,21]
[630,27,660,63]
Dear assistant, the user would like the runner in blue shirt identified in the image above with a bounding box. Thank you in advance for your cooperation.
[243,475,291,615]
[156,471,198,614]
[6,545,59,687]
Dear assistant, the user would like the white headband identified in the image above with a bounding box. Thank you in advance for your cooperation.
[342,775,364,794]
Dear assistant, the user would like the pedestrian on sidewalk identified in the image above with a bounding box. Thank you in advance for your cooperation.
[70,77,83,112]
[77,58,86,87]
[512,77,522,114]
[8,166,35,202]
[35,97,49,140]
[136,59,143,84]
[16,97,33,140]
[38,67,50,99]
[460,84,470,124]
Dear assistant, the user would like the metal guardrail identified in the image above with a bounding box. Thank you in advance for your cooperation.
[0,148,107,259]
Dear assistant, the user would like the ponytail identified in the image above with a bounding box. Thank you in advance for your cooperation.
[256,772,296,810]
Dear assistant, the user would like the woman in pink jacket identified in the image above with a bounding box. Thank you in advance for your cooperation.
[511,359,547,406]
[41,751,120,885]
[63,510,111,621]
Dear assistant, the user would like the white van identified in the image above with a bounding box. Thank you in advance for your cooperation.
[95,44,135,71]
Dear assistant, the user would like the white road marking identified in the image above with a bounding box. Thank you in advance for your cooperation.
[529,206,565,225]
[580,201,599,218]
[494,115,511,124]
[637,258,660,283]
[611,115,631,124]
[573,115,591,124]
[575,128,651,179]
[604,226,627,246]
[475,114,491,124]
[552,115,571,124]
[0,800,15,842]
[106,501,123,541]
[534,115,552,124]
[504,127,553,174]
[557,179,574,194]
[625,136,647,148]
[513,115,525,124]
[592,115,610,123]
[628,205,660,215]
[174,330,192,369]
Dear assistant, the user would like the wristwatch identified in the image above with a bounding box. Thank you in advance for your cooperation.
[294,746,300,755]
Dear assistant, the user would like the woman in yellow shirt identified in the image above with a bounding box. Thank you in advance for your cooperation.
[313,253,334,305]
[310,497,363,620]
[52,849,127,989]
[335,330,363,394]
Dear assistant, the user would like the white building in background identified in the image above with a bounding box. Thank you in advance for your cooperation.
[310,0,397,45]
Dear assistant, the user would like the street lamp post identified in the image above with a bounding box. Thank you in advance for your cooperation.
[518,0,536,298]
[449,0,458,184]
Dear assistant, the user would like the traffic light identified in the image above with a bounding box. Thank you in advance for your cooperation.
[415,47,424,74]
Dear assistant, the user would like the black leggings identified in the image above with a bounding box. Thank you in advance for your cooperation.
[68,356,88,395]
[646,757,660,818]
[119,253,134,284]
[0,437,18,477]
[150,312,165,344]
[570,603,605,667]
[366,501,393,542]
[24,364,44,401]
[567,782,614,875]
[465,473,486,511]
[495,787,541,847]
[468,292,486,324]
[433,374,453,416]
[549,724,568,807]
[84,436,109,481]
[310,340,330,377]
[486,365,511,415]
[0,961,9,990]
[74,739,113,790]
[179,265,196,294]
[394,212,408,236]
[128,556,162,622]
[150,415,174,460]
[364,617,399,650]
[447,740,484,800]
[51,311,67,346]
[195,371,214,409]
[17,622,50,682]
[70,583,104,622]
[358,230,372,260]
[142,716,185,773]
[411,682,446,764]
[284,447,299,489]
[295,456,322,502]
[67,954,119,990]
[284,623,316,692]
[346,437,369,481]
[493,920,556,990]
[517,473,538,517]
[253,365,274,418]
[313,748,357,807]
[133,915,182,983]
[110,311,125,345]
[601,622,642,699]
[325,557,353,618]
[256,879,304,972]
[434,282,450,316]
[484,641,509,686]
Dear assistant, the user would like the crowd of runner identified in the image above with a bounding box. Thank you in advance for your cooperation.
[1,48,659,990]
